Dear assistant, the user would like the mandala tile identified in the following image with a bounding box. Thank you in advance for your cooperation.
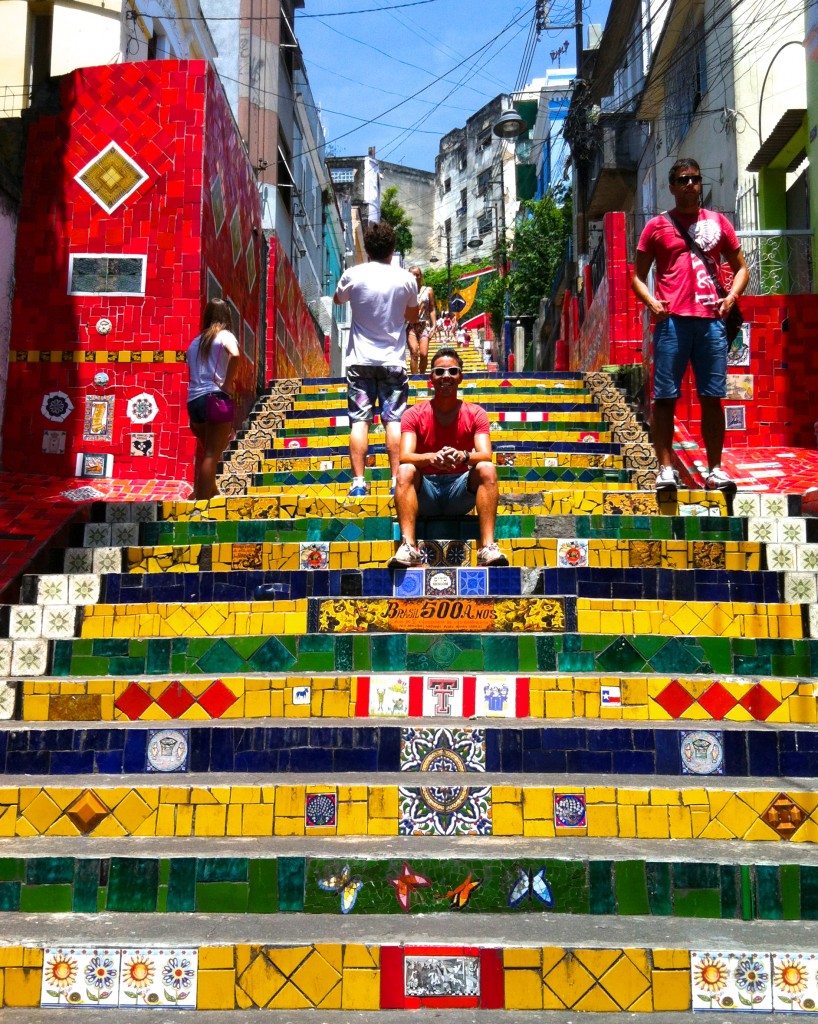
[68,574,101,605]
[300,541,329,570]
[75,142,147,212]
[760,493,788,518]
[126,393,159,424]
[425,568,457,596]
[558,539,589,568]
[680,730,724,775]
[770,952,818,1013]
[444,540,471,566]
[305,792,336,828]
[394,569,424,598]
[458,568,487,596]
[761,793,807,840]
[65,789,111,834]
[400,726,485,772]
[420,540,444,566]
[691,951,773,1012]
[554,792,587,828]
[748,518,776,543]
[41,947,121,1007]
[41,391,74,423]
[767,544,797,571]
[784,572,818,604]
[119,948,197,1007]
[398,784,492,835]
[778,518,806,544]
[368,675,410,717]
[422,675,463,716]
[146,729,189,772]
[11,639,48,676]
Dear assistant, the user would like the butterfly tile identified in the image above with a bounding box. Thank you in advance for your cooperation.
[68,574,101,606]
[93,548,122,574]
[9,605,42,639]
[458,568,487,596]
[760,493,789,518]
[41,947,121,1007]
[784,573,818,604]
[690,951,773,1012]
[84,523,112,548]
[118,947,197,1008]
[37,575,69,605]
[777,518,806,544]
[770,951,818,1013]
[797,545,818,572]
[316,863,364,914]
[747,518,776,543]
[64,548,93,574]
[394,569,424,598]
[425,567,457,596]
[506,864,554,909]
[367,675,410,717]
[767,544,797,571]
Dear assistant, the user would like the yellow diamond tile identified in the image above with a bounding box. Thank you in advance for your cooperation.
[238,953,286,1007]
[290,949,341,1005]
[573,949,622,977]
[599,952,652,1009]
[544,953,595,1007]
[266,946,313,978]
[110,789,153,834]
[20,790,61,833]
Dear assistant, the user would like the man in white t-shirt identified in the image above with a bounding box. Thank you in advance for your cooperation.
[334,222,418,497]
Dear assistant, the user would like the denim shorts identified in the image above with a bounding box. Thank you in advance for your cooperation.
[347,364,408,424]
[653,315,727,400]
[187,391,231,426]
[417,471,476,517]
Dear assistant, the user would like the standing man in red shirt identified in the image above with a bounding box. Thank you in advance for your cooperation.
[632,158,749,496]
[389,348,509,568]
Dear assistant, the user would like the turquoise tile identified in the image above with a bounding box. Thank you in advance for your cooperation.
[278,857,306,912]
[108,858,159,912]
[167,859,196,912]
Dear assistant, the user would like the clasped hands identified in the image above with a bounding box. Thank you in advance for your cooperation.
[429,446,468,468]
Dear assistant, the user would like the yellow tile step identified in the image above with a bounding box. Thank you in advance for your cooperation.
[250,451,626,471]
[247,479,638,497]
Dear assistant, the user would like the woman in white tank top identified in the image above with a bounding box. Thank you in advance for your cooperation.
[186,298,240,500]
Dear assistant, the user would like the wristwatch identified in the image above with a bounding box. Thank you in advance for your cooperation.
[461,450,469,465]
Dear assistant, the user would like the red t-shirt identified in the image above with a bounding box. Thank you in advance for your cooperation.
[401,400,490,475]
[637,209,740,318]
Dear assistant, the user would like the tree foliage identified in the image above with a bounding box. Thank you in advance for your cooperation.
[380,186,413,256]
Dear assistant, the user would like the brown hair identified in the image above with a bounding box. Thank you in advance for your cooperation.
[198,298,232,364]
[364,221,396,261]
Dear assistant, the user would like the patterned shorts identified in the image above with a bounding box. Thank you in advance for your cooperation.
[346,364,408,424]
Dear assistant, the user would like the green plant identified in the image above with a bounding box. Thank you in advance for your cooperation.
[380,186,413,256]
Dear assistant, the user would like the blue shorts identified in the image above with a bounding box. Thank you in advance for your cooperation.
[347,365,408,424]
[417,471,476,517]
[653,315,727,400]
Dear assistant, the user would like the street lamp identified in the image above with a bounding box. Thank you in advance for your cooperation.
[492,106,527,371]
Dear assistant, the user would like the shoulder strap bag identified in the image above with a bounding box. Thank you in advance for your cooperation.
[663,212,744,345]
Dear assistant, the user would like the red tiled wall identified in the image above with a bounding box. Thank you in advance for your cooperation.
[4,60,262,482]
[264,235,329,382]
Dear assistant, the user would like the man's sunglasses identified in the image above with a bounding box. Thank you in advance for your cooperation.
[675,174,702,185]
[432,366,461,377]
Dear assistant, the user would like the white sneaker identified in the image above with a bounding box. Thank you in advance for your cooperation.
[704,466,737,495]
[477,542,509,567]
[388,538,424,568]
[655,466,680,493]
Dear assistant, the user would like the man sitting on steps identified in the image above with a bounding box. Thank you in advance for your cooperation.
[389,347,509,568]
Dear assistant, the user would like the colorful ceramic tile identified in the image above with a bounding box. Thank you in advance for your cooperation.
[423,675,463,717]
[747,518,776,543]
[797,545,818,571]
[734,493,761,517]
[760,493,788,518]
[727,322,751,366]
[42,430,66,454]
[458,568,487,596]
[475,676,516,717]
[444,540,471,566]
[41,391,74,423]
[724,406,746,430]
[691,951,773,1012]
[76,453,113,479]
[404,954,480,997]
[398,784,492,835]
[126,393,159,425]
[316,863,363,914]
[394,569,424,598]
[64,549,93,573]
[554,792,586,828]
[400,727,486,772]
[119,948,197,1008]
[41,947,121,1007]
[300,541,329,570]
[42,605,77,640]
[83,396,115,443]
[784,572,818,604]
[767,544,797,571]
[680,730,724,775]
[777,518,806,544]
[292,684,311,705]
[146,729,189,773]
[305,792,337,828]
[425,568,457,596]
[557,538,589,568]
[75,141,147,212]
[37,574,69,605]
[130,432,155,457]
[420,540,444,566]
[9,605,42,639]
[600,685,622,706]
[368,675,410,716]
[770,952,818,1012]
[726,374,754,401]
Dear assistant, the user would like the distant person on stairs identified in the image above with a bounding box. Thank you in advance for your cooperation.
[334,222,419,498]
[389,347,509,568]
[406,265,436,375]
[186,298,240,501]
[631,157,748,497]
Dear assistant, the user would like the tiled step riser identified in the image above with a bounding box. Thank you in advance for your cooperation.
[251,467,636,487]
[251,452,629,470]
[4,781,817,843]
[21,673,814,724]
[20,566,801,609]
[4,722,818,777]
[3,854,817,920]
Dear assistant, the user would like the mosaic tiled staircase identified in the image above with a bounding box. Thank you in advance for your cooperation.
[1,369,818,1020]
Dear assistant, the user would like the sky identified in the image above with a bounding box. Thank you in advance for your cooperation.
[295,0,611,174]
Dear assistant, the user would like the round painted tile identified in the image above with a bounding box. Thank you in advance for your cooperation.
[146,730,189,772]
[680,731,724,775]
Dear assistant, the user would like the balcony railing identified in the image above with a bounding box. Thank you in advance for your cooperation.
[737,230,813,296]
[1,85,29,119]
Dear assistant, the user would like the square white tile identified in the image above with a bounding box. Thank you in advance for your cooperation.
[0,641,11,677]
[797,545,818,572]
[783,573,818,604]
[770,951,818,1013]
[474,675,516,717]
[557,539,589,568]
[110,522,139,547]
[747,518,777,543]
[41,605,78,640]
[118,948,197,1008]
[690,950,772,1012]
[64,548,93,574]
[0,680,14,719]
[11,639,48,676]
[41,947,121,1007]
[93,548,122,574]
[767,544,797,571]
[777,518,806,544]
[68,574,101,606]
[368,675,410,717]
[760,494,789,518]
[37,575,69,606]
[9,605,42,640]
[84,523,112,548]
[809,605,818,640]
[733,493,760,518]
